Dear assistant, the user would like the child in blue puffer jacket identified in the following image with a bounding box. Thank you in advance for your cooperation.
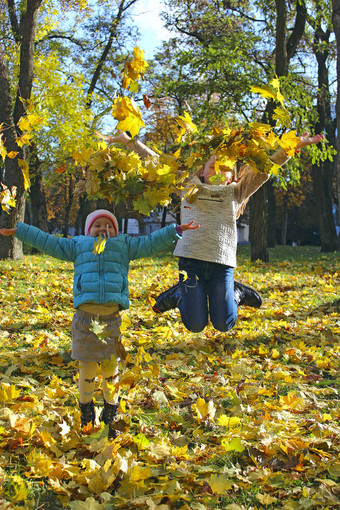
[0,210,198,438]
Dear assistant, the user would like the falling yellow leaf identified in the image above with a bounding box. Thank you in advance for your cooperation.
[93,235,107,255]
[18,158,31,190]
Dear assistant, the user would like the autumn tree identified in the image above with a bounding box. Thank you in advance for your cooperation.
[333,0,340,226]
[310,2,338,252]
[0,0,43,260]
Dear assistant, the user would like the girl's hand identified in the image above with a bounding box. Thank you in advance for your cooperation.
[296,133,324,149]
[0,228,17,236]
[179,220,200,232]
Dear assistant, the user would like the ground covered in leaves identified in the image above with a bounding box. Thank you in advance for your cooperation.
[0,245,339,510]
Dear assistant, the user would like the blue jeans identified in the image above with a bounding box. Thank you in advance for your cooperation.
[178,257,237,333]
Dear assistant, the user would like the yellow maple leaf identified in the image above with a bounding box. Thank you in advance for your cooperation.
[0,383,21,402]
[17,113,43,131]
[93,235,107,255]
[176,111,198,142]
[208,474,233,494]
[217,415,241,428]
[122,46,149,91]
[256,493,277,505]
[130,465,153,483]
[112,97,145,138]
[221,437,245,452]
[272,106,290,127]
[192,397,216,422]
[0,141,7,161]
[250,85,277,101]
[6,475,29,503]
[16,132,33,148]
[7,150,18,159]
[73,146,94,165]
[18,158,31,190]
[279,130,300,156]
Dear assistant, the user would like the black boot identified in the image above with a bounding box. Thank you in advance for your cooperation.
[152,283,181,313]
[100,399,120,439]
[234,281,262,308]
[79,400,95,428]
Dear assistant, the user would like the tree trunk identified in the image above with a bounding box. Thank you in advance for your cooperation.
[249,185,269,262]
[28,146,48,231]
[249,0,307,261]
[332,0,340,227]
[161,207,167,228]
[312,24,338,252]
[281,202,288,245]
[266,180,276,247]
[0,0,43,259]
[63,176,74,237]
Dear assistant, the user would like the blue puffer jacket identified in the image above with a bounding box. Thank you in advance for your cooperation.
[16,223,180,310]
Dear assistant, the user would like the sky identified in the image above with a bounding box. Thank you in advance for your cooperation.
[131,0,172,58]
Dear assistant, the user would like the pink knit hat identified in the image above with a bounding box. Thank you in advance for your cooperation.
[85,209,119,236]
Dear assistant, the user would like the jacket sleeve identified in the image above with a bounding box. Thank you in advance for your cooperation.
[16,223,77,262]
[126,224,180,260]
[234,149,290,204]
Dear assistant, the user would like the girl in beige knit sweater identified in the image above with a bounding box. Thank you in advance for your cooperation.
[111,132,323,333]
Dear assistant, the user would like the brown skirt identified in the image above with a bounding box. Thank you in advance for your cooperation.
[71,309,126,362]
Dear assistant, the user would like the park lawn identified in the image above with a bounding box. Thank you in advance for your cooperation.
[0,245,339,509]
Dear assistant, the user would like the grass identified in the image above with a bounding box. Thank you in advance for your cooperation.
[0,245,339,509]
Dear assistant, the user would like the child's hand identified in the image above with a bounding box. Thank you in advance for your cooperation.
[0,228,17,236]
[296,133,324,149]
[179,220,200,232]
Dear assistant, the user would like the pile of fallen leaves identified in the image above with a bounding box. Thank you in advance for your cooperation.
[0,246,339,509]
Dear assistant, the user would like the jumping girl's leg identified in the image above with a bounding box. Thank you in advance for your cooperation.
[78,361,97,404]
[100,355,121,438]
[208,265,237,332]
[178,258,209,333]
[101,356,120,405]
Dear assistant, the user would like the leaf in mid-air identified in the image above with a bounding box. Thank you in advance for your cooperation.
[93,235,107,255]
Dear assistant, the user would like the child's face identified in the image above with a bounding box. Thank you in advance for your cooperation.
[89,217,116,238]
[203,156,234,185]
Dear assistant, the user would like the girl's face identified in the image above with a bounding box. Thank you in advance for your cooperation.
[89,217,116,238]
[203,156,234,185]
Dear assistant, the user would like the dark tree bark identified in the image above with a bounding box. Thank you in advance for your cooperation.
[249,185,269,262]
[332,0,340,229]
[311,24,338,252]
[281,201,288,245]
[161,207,167,228]
[27,146,48,232]
[0,0,43,259]
[249,0,307,261]
[266,181,276,247]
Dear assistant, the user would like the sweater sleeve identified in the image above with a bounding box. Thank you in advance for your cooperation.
[234,148,290,204]
[16,223,77,261]
[126,224,181,260]
[129,139,158,159]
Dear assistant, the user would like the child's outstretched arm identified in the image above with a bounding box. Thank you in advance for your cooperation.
[296,133,324,150]
[105,131,157,159]
[0,228,17,236]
